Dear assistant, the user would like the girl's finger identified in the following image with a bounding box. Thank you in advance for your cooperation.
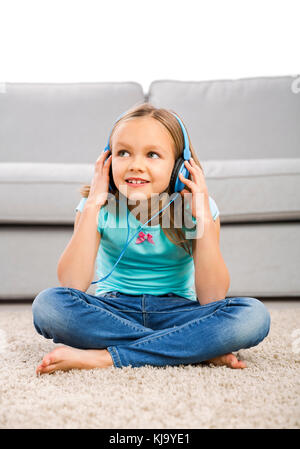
[179,173,193,187]
[104,155,112,168]
[95,153,110,173]
[189,158,203,172]
[184,160,197,175]
[184,160,193,168]
[96,153,104,162]
[97,152,110,162]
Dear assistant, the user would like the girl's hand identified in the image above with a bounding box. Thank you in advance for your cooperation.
[178,158,209,219]
[87,151,112,208]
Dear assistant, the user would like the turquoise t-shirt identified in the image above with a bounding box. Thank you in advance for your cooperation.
[75,195,220,302]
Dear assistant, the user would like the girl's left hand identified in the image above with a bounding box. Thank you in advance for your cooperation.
[178,158,209,219]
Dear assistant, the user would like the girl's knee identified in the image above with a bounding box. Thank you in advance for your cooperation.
[228,296,271,348]
[246,297,270,340]
[32,287,67,333]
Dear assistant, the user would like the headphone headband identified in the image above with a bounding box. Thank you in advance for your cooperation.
[170,113,191,161]
[105,110,190,160]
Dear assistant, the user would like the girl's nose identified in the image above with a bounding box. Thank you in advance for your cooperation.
[128,157,147,171]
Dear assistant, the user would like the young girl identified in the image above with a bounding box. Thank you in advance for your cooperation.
[32,103,271,375]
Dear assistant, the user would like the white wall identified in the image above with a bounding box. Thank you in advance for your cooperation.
[0,0,299,94]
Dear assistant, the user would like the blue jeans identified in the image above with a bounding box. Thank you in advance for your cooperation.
[32,287,271,369]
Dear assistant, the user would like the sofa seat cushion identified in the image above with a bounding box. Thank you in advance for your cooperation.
[202,158,300,222]
[1,222,299,299]
[1,158,299,224]
[0,162,92,224]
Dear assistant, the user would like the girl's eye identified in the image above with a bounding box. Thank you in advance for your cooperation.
[117,150,160,159]
[148,151,160,159]
[117,150,129,157]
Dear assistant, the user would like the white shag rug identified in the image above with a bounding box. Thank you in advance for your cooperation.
[0,304,299,429]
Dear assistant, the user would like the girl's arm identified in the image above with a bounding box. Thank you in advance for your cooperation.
[192,205,230,305]
[178,158,230,305]
[57,151,112,292]
[57,201,101,292]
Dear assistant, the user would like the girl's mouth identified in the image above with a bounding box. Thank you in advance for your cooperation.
[125,180,150,188]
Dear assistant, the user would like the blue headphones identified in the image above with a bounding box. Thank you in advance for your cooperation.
[91,110,191,285]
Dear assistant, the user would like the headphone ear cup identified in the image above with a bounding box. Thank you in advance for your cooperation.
[109,164,116,193]
[177,163,190,192]
[171,157,190,193]
[170,157,183,194]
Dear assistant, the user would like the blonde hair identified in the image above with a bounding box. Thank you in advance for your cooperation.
[79,102,204,256]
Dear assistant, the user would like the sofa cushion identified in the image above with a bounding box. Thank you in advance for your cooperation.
[1,158,299,224]
[148,76,300,160]
[0,82,144,163]
[202,158,300,222]
[0,162,92,224]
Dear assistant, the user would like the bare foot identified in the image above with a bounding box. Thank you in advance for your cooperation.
[206,352,247,369]
[36,346,113,375]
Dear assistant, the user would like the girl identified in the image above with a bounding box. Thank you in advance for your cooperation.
[32,103,270,375]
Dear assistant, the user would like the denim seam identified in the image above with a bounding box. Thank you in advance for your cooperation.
[113,309,196,313]
[100,291,197,303]
[107,346,123,368]
[195,299,228,308]
[66,288,149,334]
[143,298,228,314]
[129,300,230,347]
[143,309,198,313]
[106,309,143,314]
[100,293,198,304]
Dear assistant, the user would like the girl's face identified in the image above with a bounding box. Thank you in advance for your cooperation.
[111,117,176,203]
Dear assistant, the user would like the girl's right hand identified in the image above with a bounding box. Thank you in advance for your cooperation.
[86,151,112,208]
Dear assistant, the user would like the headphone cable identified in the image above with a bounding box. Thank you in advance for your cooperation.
[91,192,180,284]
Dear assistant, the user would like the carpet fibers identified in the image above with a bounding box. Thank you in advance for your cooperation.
[0,305,299,429]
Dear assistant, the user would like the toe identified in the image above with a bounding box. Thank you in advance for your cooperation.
[38,363,57,375]
[42,356,51,366]
[230,356,238,368]
[41,348,63,366]
[239,360,247,368]
[231,357,247,369]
